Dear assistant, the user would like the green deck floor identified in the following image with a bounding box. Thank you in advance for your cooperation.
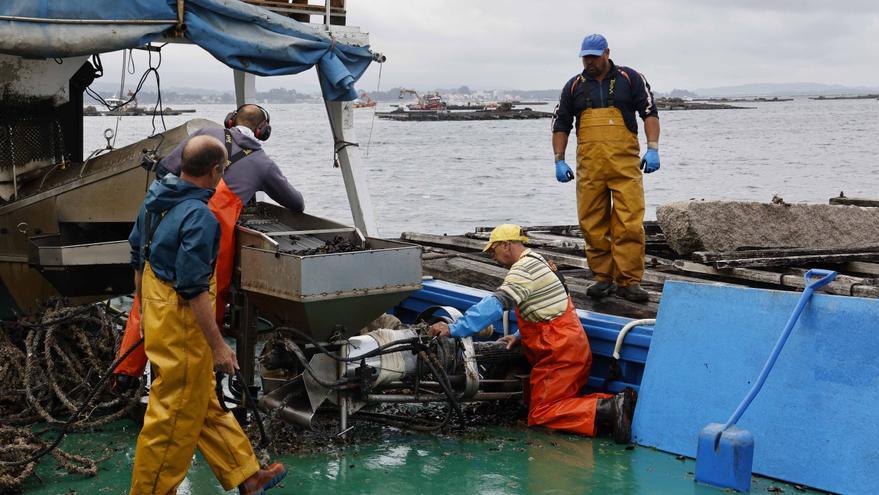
[20,420,826,494]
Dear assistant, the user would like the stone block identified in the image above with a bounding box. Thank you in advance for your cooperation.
[656,201,879,255]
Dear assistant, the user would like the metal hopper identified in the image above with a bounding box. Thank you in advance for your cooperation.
[236,203,422,341]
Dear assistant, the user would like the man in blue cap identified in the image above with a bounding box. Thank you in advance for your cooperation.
[551,34,660,303]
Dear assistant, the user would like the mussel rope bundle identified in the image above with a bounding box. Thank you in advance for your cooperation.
[0,426,98,491]
[0,301,143,491]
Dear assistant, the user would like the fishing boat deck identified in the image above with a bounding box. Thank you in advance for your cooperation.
[21,420,826,494]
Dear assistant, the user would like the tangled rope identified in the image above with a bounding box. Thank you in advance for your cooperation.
[0,300,142,492]
[0,426,99,490]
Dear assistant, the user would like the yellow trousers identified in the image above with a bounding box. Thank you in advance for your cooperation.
[575,106,645,286]
[130,263,259,494]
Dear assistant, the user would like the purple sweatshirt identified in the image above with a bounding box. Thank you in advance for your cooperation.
[157,127,305,212]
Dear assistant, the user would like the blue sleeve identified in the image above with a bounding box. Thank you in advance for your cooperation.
[173,207,220,300]
[262,159,305,213]
[128,206,145,270]
[449,295,504,338]
[551,78,576,134]
[626,68,658,120]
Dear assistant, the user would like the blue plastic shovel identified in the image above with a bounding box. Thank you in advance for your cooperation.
[694,268,837,492]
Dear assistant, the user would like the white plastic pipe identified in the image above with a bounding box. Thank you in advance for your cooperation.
[613,319,656,360]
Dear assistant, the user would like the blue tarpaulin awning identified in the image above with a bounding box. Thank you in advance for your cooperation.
[0,0,373,100]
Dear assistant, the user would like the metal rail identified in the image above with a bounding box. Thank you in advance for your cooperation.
[0,15,177,25]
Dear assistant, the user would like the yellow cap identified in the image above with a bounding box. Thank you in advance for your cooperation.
[483,224,528,252]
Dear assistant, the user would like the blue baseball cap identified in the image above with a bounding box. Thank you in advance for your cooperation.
[579,34,608,57]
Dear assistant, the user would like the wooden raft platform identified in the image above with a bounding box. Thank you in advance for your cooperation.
[400,223,879,320]
[376,109,553,121]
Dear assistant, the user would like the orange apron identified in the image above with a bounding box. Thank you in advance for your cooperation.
[208,177,244,324]
[113,178,242,379]
[517,298,611,436]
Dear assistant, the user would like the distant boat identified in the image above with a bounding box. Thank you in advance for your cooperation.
[104,96,128,108]
[353,91,376,108]
[399,88,447,111]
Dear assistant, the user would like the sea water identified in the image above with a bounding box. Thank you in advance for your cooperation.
[85,98,878,238]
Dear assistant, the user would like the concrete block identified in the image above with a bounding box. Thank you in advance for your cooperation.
[656,201,879,255]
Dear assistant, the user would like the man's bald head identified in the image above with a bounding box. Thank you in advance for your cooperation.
[181,135,227,178]
[235,104,268,130]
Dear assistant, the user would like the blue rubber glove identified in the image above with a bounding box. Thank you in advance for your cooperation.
[449,295,504,338]
[640,148,660,174]
[555,160,574,183]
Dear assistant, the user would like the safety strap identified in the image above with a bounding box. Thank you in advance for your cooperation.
[141,197,200,261]
[579,69,622,109]
[525,253,569,295]
[223,129,256,169]
[608,78,616,107]
[142,209,168,261]
[571,74,593,109]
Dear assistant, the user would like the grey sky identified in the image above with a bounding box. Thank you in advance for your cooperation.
[133,0,879,93]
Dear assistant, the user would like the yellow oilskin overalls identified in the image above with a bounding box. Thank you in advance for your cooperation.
[575,78,645,287]
[130,262,259,494]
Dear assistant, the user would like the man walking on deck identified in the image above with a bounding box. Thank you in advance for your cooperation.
[127,135,286,495]
[112,104,305,390]
[427,224,637,443]
[552,33,661,303]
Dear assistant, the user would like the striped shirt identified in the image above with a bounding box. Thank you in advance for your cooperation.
[494,249,569,323]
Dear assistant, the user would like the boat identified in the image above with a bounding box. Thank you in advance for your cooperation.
[0,2,875,495]
[399,88,447,110]
[352,90,376,108]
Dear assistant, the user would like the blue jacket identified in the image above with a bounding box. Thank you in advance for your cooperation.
[129,175,220,299]
[552,60,658,136]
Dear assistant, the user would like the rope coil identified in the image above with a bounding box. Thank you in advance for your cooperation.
[0,300,143,492]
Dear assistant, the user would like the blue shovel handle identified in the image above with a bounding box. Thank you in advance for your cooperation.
[714,268,837,448]
[804,268,837,291]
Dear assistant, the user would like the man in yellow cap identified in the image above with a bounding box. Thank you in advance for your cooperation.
[428,224,637,443]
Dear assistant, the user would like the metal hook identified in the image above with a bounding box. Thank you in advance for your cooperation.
[103,128,114,149]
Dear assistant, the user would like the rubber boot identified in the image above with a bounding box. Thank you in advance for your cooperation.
[239,463,287,495]
[587,280,617,299]
[596,387,638,444]
[617,283,649,303]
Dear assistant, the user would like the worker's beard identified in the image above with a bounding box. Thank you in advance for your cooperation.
[584,63,603,77]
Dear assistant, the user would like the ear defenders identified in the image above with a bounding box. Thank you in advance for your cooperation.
[224,104,272,141]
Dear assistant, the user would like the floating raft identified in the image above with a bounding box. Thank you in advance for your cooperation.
[654,97,752,110]
[376,108,553,121]
[82,106,196,116]
[692,97,793,103]
[809,94,879,100]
